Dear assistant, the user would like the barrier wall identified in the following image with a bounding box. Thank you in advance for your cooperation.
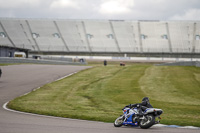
[157,61,200,67]
[0,57,86,65]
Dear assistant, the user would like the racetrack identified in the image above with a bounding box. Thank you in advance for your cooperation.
[0,64,199,133]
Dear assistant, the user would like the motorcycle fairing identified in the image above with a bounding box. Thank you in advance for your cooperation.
[122,112,138,126]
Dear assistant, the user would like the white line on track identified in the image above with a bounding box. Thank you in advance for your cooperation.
[2,102,105,124]
[2,71,105,124]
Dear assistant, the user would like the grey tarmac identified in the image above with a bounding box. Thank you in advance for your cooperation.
[0,64,199,133]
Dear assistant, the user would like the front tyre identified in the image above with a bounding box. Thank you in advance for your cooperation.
[114,116,123,127]
[139,114,155,129]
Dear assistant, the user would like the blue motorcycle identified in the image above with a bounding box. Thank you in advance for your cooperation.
[114,105,163,129]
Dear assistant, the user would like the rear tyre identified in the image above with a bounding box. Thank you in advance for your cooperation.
[114,116,123,127]
[139,114,155,129]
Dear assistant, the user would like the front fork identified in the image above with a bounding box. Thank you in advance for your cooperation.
[155,116,162,124]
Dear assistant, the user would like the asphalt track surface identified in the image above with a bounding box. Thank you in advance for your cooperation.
[0,64,199,133]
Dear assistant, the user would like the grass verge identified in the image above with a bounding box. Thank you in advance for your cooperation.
[7,63,200,127]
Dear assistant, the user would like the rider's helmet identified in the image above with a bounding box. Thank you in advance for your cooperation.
[142,97,149,102]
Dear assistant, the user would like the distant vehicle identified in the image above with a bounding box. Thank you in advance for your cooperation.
[32,55,41,60]
[120,62,125,66]
[14,52,26,58]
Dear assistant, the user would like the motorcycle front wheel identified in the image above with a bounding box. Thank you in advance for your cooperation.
[139,114,155,129]
[114,116,124,127]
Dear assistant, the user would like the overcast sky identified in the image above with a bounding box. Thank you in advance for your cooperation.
[0,0,200,20]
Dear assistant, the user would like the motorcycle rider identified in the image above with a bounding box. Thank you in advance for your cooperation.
[126,97,153,116]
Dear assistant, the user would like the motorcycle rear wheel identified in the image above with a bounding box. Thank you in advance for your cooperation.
[139,114,155,129]
[114,116,123,127]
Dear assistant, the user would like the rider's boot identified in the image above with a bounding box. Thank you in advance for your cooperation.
[138,109,144,116]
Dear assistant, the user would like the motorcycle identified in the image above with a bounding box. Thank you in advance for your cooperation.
[114,105,163,129]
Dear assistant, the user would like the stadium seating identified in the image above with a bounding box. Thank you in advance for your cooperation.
[83,20,118,52]
[194,22,200,53]
[0,18,200,54]
[0,19,33,49]
[111,21,139,52]
[139,21,170,53]
[168,21,193,53]
[27,20,67,51]
[56,20,90,52]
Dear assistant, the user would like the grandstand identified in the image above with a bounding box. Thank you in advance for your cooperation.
[0,18,200,58]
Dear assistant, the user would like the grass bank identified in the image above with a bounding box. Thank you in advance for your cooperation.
[8,63,200,127]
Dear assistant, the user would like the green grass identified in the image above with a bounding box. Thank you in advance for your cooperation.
[7,63,200,127]
[0,63,20,66]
